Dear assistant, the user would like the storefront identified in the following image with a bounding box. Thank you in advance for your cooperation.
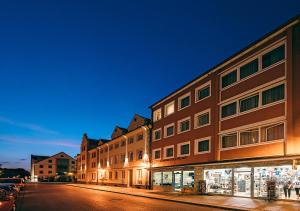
[152,169,194,192]
[204,163,300,200]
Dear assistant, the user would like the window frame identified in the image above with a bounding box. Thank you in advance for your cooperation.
[178,92,191,111]
[194,137,211,155]
[164,101,175,117]
[163,145,175,159]
[177,116,191,134]
[194,109,211,129]
[239,93,260,113]
[153,128,162,141]
[195,81,211,103]
[164,123,175,138]
[153,108,162,122]
[153,148,161,160]
[177,141,190,157]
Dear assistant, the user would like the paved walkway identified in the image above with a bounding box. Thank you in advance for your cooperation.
[67,184,300,211]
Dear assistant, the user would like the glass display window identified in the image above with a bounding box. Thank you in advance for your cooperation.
[153,172,162,186]
[183,171,194,188]
[204,169,232,195]
[234,167,252,197]
[162,171,173,185]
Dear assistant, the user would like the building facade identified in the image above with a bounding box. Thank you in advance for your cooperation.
[31,152,76,182]
[150,15,300,199]
[76,114,151,188]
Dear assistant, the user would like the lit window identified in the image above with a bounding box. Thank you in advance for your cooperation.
[153,109,162,122]
[165,101,175,116]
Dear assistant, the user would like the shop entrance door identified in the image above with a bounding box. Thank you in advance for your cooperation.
[234,168,252,197]
[174,171,182,191]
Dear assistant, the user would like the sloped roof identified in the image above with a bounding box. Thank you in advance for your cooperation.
[127,114,151,132]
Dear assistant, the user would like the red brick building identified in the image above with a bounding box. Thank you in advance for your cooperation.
[150,15,300,199]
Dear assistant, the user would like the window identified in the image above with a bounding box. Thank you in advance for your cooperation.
[109,145,113,151]
[194,109,210,128]
[178,117,190,133]
[109,172,112,179]
[164,123,174,138]
[261,123,284,142]
[195,138,210,154]
[221,102,237,118]
[48,171,52,174]
[115,171,118,180]
[240,129,259,145]
[222,70,237,88]
[239,94,259,112]
[162,172,172,185]
[178,142,190,157]
[165,101,175,116]
[153,172,162,186]
[48,165,52,168]
[137,150,143,160]
[71,161,75,164]
[48,160,52,163]
[114,155,118,164]
[137,134,143,141]
[122,170,125,179]
[120,141,125,147]
[153,149,161,160]
[153,129,161,141]
[240,59,258,79]
[129,152,134,162]
[128,137,134,144]
[153,108,162,122]
[164,145,174,159]
[262,84,284,105]
[39,165,43,168]
[115,143,119,149]
[137,169,142,185]
[121,154,125,163]
[221,133,238,148]
[178,93,190,110]
[39,171,43,174]
[196,82,211,102]
[262,45,285,69]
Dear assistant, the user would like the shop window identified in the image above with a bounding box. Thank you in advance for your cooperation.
[162,172,172,185]
[239,94,259,113]
[153,129,161,141]
[262,84,285,105]
[153,172,162,186]
[240,59,258,79]
[165,101,175,116]
[262,45,285,69]
[222,70,237,88]
[261,123,284,142]
[221,102,237,118]
[183,171,194,188]
[221,133,237,148]
[164,123,174,138]
[204,169,232,195]
[240,129,259,145]
[153,108,162,122]
[178,93,190,110]
[234,168,252,197]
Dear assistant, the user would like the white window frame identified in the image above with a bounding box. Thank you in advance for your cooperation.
[220,101,238,120]
[164,145,174,159]
[152,148,161,160]
[164,123,175,138]
[220,132,238,150]
[194,137,211,155]
[239,93,260,114]
[177,141,190,157]
[195,81,211,103]
[152,128,162,141]
[194,109,211,129]
[178,92,191,111]
[153,108,162,122]
[220,69,238,90]
[164,101,175,117]
[177,116,191,134]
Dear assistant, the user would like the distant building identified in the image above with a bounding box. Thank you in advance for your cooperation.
[31,152,76,182]
[76,114,151,188]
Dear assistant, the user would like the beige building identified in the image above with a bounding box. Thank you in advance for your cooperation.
[76,114,151,188]
[31,152,76,182]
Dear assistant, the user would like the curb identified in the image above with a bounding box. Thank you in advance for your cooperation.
[66,184,251,211]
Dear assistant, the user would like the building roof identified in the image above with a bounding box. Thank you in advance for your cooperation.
[31,155,50,164]
[149,14,300,109]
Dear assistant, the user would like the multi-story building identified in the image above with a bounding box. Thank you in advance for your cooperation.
[31,152,76,182]
[150,15,300,199]
[76,134,109,183]
[76,114,151,188]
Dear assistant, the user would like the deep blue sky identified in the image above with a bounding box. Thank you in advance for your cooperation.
[0,0,299,170]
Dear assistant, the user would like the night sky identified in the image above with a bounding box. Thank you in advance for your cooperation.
[0,0,299,170]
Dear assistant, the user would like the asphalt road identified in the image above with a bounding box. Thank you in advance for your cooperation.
[16,184,223,211]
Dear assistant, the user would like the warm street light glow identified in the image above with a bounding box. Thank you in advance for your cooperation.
[124,157,128,167]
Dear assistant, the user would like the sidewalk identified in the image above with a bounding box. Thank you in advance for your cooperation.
[67,183,300,211]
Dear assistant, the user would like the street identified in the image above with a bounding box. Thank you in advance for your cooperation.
[16,184,223,211]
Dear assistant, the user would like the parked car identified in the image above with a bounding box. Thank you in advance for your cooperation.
[0,189,15,211]
[0,179,24,191]
[0,186,17,200]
